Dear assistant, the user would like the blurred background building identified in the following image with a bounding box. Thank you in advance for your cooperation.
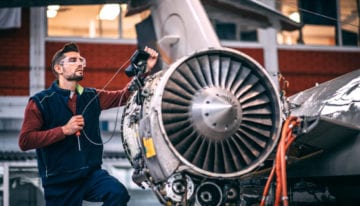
[0,0,359,205]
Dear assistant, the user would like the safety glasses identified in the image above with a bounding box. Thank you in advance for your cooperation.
[60,56,86,67]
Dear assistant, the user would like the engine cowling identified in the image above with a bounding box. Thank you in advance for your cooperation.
[120,47,282,205]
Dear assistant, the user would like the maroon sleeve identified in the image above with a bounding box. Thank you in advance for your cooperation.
[18,100,65,151]
[97,85,133,110]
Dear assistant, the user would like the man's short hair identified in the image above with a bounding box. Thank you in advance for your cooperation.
[51,42,80,77]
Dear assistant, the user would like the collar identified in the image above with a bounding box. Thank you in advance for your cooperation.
[75,84,84,95]
[51,80,84,96]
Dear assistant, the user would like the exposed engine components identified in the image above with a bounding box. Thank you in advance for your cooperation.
[165,173,194,202]
[195,181,223,206]
[120,47,282,205]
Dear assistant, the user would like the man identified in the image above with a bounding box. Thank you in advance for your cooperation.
[18,42,159,205]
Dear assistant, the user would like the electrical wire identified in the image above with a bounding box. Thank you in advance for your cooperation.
[81,58,130,115]
[78,58,131,146]
[260,116,300,206]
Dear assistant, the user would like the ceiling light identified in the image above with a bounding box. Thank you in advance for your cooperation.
[47,5,60,11]
[47,9,57,18]
[289,12,300,23]
[99,4,120,20]
[47,5,59,18]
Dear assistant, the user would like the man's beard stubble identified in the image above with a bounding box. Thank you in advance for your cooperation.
[66,73,83,81]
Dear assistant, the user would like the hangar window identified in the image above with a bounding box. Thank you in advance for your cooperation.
[214,22,258,42]
[215,22,236,40]
[277,0,359,46]
[47,4,150,39]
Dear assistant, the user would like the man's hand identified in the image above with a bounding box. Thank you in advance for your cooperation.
[144,46,159,73]
[61,115,85,135]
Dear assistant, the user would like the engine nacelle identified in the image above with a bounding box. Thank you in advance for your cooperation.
[120,47,282,205]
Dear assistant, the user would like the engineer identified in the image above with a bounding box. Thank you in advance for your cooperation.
[18,42,158,206]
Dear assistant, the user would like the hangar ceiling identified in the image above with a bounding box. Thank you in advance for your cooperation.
[0,0,301,33]
[0,0,129,8]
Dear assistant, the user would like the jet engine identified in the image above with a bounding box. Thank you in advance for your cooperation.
[120,47,282,205]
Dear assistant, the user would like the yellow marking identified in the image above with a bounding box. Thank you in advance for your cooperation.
[143,137,156,158]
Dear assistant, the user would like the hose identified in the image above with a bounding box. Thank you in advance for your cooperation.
[260,116,300,206]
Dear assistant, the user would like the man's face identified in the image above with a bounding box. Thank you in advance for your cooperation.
[58,51,86,81]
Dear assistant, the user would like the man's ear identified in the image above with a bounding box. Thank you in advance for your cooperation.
[54,64,63,75]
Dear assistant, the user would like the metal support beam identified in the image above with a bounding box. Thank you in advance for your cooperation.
[259,27,279,88]
[30,7,46,96]
[151,0,221,62]
[258,0,279,88]
[2,162,9,206]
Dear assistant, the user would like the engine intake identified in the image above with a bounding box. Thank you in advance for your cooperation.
[120,47,282,204]
[161,48,281,175]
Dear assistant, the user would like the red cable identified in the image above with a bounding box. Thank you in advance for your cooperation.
[260,116,299,206]
[260,166,276,206]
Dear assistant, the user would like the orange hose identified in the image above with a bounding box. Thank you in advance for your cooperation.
[281,118,292,206]
[275,148,282,206]
[260,116,300,206]
[276,118,289,206]
[280,129,288,205]
[281,117,300,206]
[260,166,276,206]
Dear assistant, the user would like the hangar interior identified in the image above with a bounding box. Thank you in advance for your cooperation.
[0,0,359,206]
